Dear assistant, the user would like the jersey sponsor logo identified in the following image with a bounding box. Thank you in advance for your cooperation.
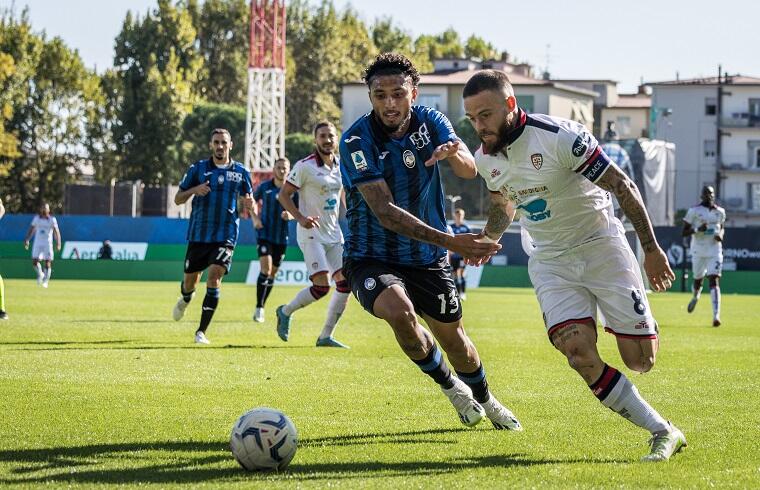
[344,135,362,143]
[379,151,390,160]
[364,277,376,290]
[324,197,338,211]
[403,149,416,168]
[572,131,592,157]
[226,171,242,183]
[517,185,549,198]
[351,150,368,171]
[409,122,431,149]
[531,153,543,170]
[517,198,551,222]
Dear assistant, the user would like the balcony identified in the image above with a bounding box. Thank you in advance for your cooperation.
[720,113,760,128]
[721,163,760,173]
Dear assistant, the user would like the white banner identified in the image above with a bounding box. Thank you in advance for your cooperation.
[62,241,148,260]
[246,260,483,288]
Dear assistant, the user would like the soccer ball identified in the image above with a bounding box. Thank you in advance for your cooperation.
[230,407,298,471]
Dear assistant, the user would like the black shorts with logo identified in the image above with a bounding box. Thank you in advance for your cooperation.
[184,242,234,274]
[257,239,287,267]
[342,256,462,324]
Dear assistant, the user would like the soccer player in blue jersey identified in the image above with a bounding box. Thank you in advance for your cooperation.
[251,157,293,323]
[339,53,522,429]
[172,128,254,344]
[448,208,471,300]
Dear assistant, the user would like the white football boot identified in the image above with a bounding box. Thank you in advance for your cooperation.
[481,394,523,431]
[441,377,485,427]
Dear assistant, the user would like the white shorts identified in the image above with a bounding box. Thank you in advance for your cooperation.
[31,242,54,261]
[692,254,722,279]
[528,235,658,343]
[298,240,343,278]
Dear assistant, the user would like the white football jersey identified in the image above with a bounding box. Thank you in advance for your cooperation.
[286,153,343,244]
[31,215,58,246]
[683,204,725,257]
[475,111,624,259]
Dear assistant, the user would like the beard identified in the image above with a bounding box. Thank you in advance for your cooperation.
[376,111,411,136]
[479,121,511,155]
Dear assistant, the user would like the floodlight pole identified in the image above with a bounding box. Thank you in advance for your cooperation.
[245,0,286,173]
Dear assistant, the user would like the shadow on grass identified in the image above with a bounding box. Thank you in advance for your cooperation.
[0,431,626,484]
[7,344,311,351]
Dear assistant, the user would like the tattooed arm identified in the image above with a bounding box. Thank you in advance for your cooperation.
[482,190,516,241]
[356,179,500,259]
[595,163,675,291]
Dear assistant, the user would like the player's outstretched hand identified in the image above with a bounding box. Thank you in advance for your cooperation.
[644,248,675,292]
[242,193,254,211]
[299,215,320,229]
[425,140,460,166]
[194,182,211,197]
[448,233,501,266]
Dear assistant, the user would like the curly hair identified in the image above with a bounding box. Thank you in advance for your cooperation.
[363,52,420,87]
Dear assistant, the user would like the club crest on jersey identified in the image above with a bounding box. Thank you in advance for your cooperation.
[403,150,416,168]
[364,278,376,290]
[351,150,368,172]
[531,153,543,170]
[217,174,225,185]
[409,122,431,149]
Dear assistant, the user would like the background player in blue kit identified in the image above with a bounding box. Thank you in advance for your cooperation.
[448,208,471,300]
[172,128,254,344]
[251,157,293,323]
[339,53,521,429]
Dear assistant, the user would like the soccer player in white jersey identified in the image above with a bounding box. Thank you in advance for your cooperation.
[682,185,726,326]
[23,203,61,288]
[275,121,350,348]
[463,70,686,462]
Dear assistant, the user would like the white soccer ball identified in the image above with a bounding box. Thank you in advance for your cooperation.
[230,407,298,471]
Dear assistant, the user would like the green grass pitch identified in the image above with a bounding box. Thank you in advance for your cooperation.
[1,279,759,488]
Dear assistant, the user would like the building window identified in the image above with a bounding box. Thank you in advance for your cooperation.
[705,97,717,115]
[756,148,760,168]
[750,99,760,125]
[417,94,442,111]
[616,116,631,137]
[704,139,717,158]
[516,95,534,113]
[750,183,760,210]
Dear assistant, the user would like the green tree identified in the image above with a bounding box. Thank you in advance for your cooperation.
[284,132,314,163]
[181,101,246,163]
[371,17,430,72]
[285,0,373,133]
[0,8,98,212]
[112,1,201,184]
[464,34,498,60]
[193,0,249,105]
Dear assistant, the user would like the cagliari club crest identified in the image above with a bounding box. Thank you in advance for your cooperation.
[531,153,543,170]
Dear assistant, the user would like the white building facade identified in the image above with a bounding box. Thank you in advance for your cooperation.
[649,76,760,226]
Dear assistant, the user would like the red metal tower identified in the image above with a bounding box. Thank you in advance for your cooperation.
[245,1,286,172]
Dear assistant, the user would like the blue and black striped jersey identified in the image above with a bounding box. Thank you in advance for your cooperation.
[339,106,459,266]
[179,158,253,245]
[253,179,291,245]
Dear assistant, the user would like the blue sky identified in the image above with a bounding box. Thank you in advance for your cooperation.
[7,0,760,93]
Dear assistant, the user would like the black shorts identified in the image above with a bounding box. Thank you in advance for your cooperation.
[184,242,234,274]
[450,256,464,271]
[257,240,287,268]
[343,256,462,324]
